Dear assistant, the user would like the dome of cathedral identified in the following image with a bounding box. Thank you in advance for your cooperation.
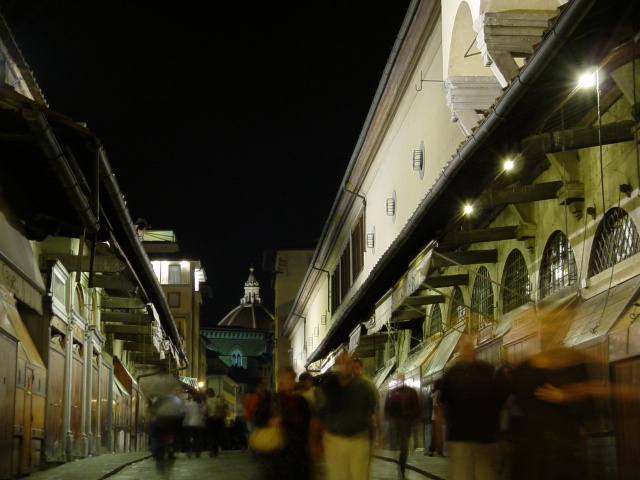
[217,267,274,330]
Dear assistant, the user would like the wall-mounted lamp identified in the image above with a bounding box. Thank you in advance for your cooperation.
[366,232,375,249]
[578,70,597,89]
[386,198,395,216]
[321,314,327,325]
[308,336,313,348]
[503,159,514,171]
[298,352,302,360]
[386,191,397,218]
[314,327,319,337]
[413,150,424,170]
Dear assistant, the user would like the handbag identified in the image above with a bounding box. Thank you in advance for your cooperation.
[248,424,287,453]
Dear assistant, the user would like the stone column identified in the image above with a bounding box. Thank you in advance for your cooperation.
[63,318,75,462]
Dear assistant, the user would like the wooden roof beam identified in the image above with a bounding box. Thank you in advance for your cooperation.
[421,274,469,289]
[46,254,125,273]
[478,181,563,208]
[403,295,445,307]
[392,309,425,322]
[91,274,136,291]
[520,120,635,155]
[431,249,497,269]
[101,311,153,325]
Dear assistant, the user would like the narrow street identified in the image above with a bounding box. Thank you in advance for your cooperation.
[105,450,426,480]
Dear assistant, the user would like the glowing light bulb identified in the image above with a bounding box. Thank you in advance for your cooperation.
[463,205,473,215]
[578,72,596,89]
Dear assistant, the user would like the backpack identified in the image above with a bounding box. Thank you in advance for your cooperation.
[387,386,420,420]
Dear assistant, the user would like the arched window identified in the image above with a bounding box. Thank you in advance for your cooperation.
[539,231,577,298]
[230,349,243,367]
[471,266,493,333]
[590,207,640,276]
[429,304,442,337]
[73,285,84,316]
[449,286,467,328]
[502,249,531,314]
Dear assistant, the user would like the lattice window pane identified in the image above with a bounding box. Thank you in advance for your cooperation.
[502,249,531,314]
[449,287,467,328]
[590,208,640,275]
[471,266,493,332]
[539,231,577,298]
[429,304,442,336]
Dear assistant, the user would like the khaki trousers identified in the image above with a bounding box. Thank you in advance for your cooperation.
[323,431,371,480]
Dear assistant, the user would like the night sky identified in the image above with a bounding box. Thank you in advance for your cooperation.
[0,1,412,323]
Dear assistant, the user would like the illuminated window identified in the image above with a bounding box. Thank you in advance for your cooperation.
[589,207,640,276]
[428,304,442,336]
[539,231,577,298]
[471,267,493,332]
[502,249,531,313]
[168,265,181,284]
[231,349,243,367]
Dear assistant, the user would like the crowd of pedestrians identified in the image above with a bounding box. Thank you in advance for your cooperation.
[143,337,623,480]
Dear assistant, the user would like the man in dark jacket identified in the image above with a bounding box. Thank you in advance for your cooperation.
[440,335,507,480]
[385,372,421,479]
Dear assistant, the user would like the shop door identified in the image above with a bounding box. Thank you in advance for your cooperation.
[0,332,17,478]
[46,342,65,462]
[19,366,34,475]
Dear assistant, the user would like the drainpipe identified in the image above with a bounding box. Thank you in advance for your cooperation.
[97,149,188,368]
[22,109,100,234]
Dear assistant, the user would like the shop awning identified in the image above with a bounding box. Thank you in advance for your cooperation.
[369,290,393,335]
[390,243,435,312]
[372,361,396,389]
[398,340,439,376]
[422,328,463,383]
[563,275,640,348]
[0,288,45,368]
[0,198,45,313]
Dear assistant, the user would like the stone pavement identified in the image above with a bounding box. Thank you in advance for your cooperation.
[26,449,449,480]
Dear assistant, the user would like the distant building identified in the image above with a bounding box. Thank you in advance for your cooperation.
[142,229,207,385]
[201,267,274,391]
[263,245,315,376]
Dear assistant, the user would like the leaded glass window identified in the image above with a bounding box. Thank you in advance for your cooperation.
[429,304,442,336]
[502,249,531,314]
[450,287,466,327]
[471,266,493,332]
[590,207,640,276]
[539,231,577,298]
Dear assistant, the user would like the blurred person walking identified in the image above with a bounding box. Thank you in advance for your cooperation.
[510,346,596,480]
[205,387,228,457]
[315,353,380,480]
[182,392,207,458]
[384,372,421,479]
[255,367,313,480]
[440,335,507,480]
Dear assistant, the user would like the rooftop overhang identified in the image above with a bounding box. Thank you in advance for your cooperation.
[306,0,640,365]
[0,84,188,366]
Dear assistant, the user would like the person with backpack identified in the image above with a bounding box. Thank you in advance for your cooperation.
[384,372,420,479]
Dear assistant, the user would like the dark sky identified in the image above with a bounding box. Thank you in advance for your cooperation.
[0,1,411,323]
